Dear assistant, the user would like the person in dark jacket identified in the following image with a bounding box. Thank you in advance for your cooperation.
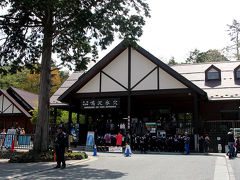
[54,126,68,169]
[199,136,204,153]
[204,135,210,153]
[227,128,235,158]
[183,132,190,154]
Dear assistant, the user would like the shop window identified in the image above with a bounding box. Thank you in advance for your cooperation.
[234,65,240,80]
[205,65,221,81]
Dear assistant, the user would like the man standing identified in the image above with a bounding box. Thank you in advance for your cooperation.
[183,132,190,155]
[55,126,68,169]
[227,128,235,159]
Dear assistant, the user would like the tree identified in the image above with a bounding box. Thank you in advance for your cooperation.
[186,49,228,63]
[0,0,150,152]
[227,19,240,60]
[168,56,178,65]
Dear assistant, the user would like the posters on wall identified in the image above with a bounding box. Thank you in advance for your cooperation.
[4,129,16,148]
[234,128,240,138]
[86,131,95,146]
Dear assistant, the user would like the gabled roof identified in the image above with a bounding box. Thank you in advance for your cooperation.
[58,40,207,102]
[0,89,32,118]
[50,72,83,107]
[7,87,38,111]
[172,61,240,101]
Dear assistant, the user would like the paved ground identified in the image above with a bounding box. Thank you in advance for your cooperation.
[229,157,240,180]
[0,152,238,180]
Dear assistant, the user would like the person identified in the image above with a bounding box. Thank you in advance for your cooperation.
[227,128,235,159]
[183,132,190,154]
[20,128,25,135]
[104,132,111,145]
[115,131,123,146]
[0,129,6,148]
[236,136,240,157]
[199,136,204,153]
[204,135,210,153]
[54,126,68,169]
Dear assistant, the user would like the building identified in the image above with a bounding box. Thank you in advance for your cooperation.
[50,41,240,152]
[0,87,38,133]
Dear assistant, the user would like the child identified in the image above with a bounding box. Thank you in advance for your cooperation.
[125,143,132,156]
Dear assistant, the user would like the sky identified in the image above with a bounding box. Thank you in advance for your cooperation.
[90,0,240,68]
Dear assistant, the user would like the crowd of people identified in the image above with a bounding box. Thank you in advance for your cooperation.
[96,131,194,154]
[0,126,26,148]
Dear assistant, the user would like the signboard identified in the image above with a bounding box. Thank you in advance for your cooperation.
[86,131,95,146]
[108,146,123,153]
[71,124,79,142]
[81,98,120,109]
[146,122,157,133]
[234,128,240,138]
[4,129,16,148]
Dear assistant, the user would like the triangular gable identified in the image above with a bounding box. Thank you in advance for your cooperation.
[0,89,31,117]
[58,40,206,102]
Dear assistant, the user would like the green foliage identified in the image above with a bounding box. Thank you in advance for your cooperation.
[227,19,240,60]
[30,105,38,124]
[0,0,150,73]
[186,49,229,63]
[8,150,88,163]
[168,56,178,65]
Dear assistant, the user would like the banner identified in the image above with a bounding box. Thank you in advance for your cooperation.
[86,131,95,146]
[108,146,123,153]
[4,129,16,148]
[18,135,31,145]
[234,128,240,138]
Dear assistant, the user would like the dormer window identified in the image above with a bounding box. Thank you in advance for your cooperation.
[205,65,221,81]
[234,65,240,80]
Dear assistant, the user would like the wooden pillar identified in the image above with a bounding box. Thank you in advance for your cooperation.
[193,93,200,151]
[127,46,131,131]
[53,107,57,124]
[68,103,72,133]
[77,112,80,124]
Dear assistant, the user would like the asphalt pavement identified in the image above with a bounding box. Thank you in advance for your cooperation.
[0,152,238,180]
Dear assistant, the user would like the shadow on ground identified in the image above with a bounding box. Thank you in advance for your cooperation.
[19,164,127,179]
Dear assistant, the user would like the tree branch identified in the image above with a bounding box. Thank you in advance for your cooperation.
[53,27,71,39]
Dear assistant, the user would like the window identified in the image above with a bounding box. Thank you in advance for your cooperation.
[234,65,240,80]
[205,65,221,81]
[207,69,219,80]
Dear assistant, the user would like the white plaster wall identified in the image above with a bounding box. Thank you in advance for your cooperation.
[2,96,12,113]
[159,68,187,89]
[132,69,158,91]
[101,73,126,92]
[131,49,157,88]
[77,73,100,93]
[13,106,21,113]
[103,49,128,88]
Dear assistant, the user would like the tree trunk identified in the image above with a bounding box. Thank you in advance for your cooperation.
[33,11,53,152]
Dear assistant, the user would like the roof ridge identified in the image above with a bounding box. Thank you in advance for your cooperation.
[170,60,240,67]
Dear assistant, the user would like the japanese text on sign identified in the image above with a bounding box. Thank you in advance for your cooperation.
[81,98,120,109]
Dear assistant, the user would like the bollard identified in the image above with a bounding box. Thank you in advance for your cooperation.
[125,144,131,157]
[126,148,130,157]
[54,153,56,162]
[10,139,15,152]
[93,145,97,156]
